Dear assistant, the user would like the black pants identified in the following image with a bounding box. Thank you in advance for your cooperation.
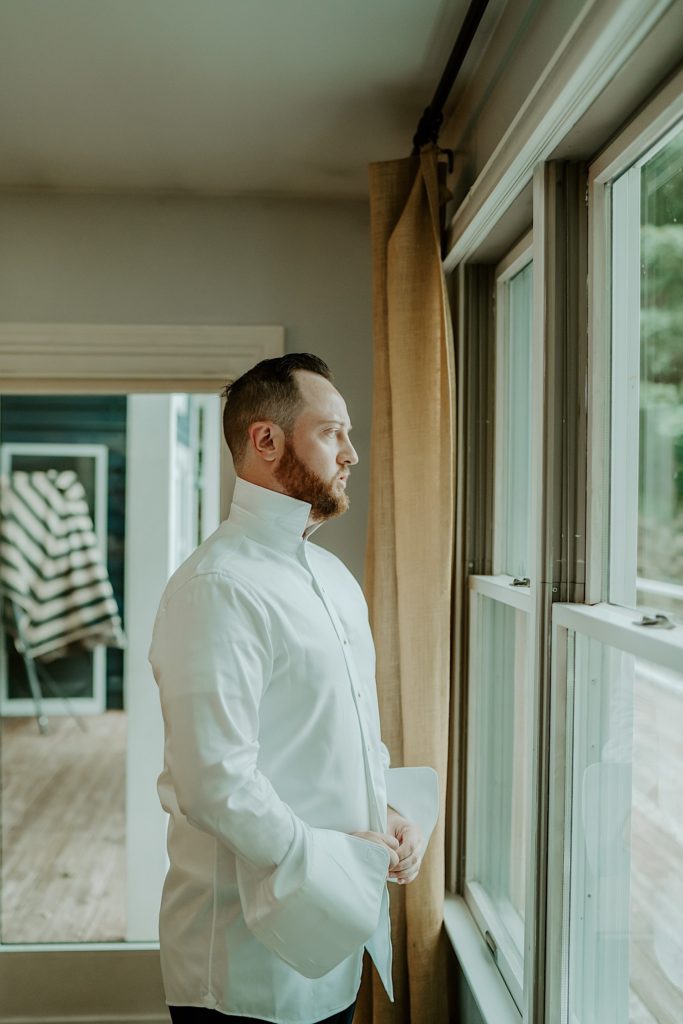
[168,1001,356,1024]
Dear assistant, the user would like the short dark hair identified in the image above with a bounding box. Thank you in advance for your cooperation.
[222,353,333,467]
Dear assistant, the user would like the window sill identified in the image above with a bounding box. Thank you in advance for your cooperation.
[443,894,522,1024]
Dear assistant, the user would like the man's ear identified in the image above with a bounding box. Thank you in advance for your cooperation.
[248,421,284,463]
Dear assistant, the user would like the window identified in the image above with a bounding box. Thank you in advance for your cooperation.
[466,587,530,998]
[464,237,535,1011]
[547,111,683,1024]
[553,606,683,1024]
[611,125,683,623]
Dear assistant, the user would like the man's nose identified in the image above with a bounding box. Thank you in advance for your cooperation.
[341,439,359,466]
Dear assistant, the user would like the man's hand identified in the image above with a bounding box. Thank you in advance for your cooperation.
[352,830,400,871]
[386,807,424,885]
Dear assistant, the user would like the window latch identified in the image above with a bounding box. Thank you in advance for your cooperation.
[633,612,675,630]
[484,930,497,958]
[510,577,530,587]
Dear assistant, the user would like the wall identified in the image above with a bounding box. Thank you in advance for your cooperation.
[0,192,373,582]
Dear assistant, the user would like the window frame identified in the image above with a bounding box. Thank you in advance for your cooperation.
[461,228,537,1013]
[585,67,683,605]
[452,157,591,1024]
[548,603,683,1024]
[544,69,683,1023]
[464,574,532,1009]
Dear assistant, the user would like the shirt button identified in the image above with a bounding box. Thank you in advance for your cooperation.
[342,637,348,646]
[357,691,362,698]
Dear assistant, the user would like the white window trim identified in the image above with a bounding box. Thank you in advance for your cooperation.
[495,231,534,282]
[0,322,283,392]
[586,66,683,603]
[470,573,532,612]
[553,601,683,670]
[444,894,522,1024]
[464,882,524,1010]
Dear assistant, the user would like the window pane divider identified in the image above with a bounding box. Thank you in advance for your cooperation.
[470,574,531,611]
[553,602,683,670]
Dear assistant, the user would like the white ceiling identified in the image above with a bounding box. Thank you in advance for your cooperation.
[0,0,472,198]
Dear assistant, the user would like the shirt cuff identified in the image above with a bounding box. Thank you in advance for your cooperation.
[236,816,390,978]
[385,766,440,849]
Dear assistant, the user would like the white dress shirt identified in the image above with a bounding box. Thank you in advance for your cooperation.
[149,478,438,1023]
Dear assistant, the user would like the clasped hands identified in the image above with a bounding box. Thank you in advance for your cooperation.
[353,806,424,885]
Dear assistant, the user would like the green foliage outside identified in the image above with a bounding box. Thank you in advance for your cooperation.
[638,130,683,599]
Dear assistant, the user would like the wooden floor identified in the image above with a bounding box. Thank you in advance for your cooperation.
[0,688,681,1023]
[1,712,126,943]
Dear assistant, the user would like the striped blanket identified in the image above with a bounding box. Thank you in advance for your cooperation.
[0,469,125,661]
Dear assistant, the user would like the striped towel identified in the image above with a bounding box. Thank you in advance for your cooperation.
[0,469,125,661]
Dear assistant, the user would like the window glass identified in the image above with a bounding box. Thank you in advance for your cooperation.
[566,633,683,1024]
[466,592,530,990]
[502,261,533,578]
[627,126,683,620]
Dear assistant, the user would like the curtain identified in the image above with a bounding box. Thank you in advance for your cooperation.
[358,148,456,1023]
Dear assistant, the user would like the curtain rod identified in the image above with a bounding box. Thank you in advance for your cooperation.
[412,0,490,154]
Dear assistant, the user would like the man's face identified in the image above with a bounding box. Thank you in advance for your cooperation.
[273,371,358,521]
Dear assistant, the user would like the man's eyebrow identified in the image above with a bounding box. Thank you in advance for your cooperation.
[320,419,352,430]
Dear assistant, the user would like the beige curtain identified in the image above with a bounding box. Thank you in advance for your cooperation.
[357,148,455,1024]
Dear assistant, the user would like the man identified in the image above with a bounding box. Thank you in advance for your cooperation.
[149,354,437,1024]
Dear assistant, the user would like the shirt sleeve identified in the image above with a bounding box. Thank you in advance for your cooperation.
[150,570,391,977]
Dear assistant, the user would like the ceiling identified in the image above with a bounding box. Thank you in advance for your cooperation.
[0,0,474,199]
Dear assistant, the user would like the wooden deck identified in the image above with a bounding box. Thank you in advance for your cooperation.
[628,673,683,1024]
[1,712,126,943]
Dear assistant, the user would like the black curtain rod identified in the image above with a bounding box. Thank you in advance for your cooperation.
[412,0,490,154]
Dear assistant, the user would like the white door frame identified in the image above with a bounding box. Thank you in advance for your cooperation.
[0,321,284,960]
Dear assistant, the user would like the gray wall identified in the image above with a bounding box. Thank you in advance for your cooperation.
[0,192,373,581]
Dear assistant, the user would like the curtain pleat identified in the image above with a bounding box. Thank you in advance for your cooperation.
[359,148,455,1024]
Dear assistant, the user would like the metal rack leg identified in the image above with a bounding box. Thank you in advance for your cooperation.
[19,646,49,734]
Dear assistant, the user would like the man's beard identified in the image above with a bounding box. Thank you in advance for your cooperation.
[274,438,349,521]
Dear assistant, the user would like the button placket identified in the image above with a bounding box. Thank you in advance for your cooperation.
[306,557,384,825]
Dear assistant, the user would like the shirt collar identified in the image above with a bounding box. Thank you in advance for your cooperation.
[226,477,323,551]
